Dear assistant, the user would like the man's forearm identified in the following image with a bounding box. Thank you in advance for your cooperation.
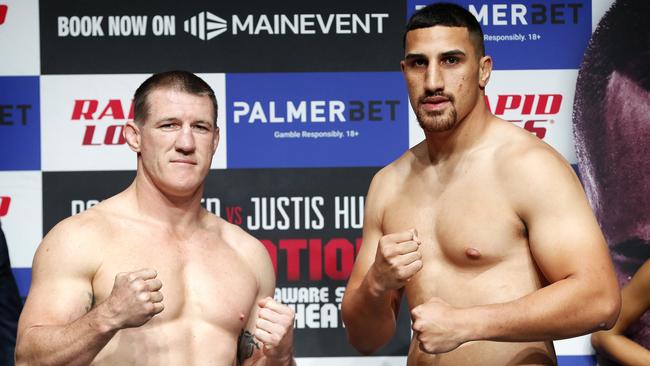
[249,354,296,366]
[244,344,295,366]
[465,276,619,343]
[342,276,399,354]
[16,308,118,366]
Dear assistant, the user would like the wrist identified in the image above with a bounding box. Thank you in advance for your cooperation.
[461,305,489,343]
[365,266,387,297]
[92,301,121,334]
[265,347,294,366]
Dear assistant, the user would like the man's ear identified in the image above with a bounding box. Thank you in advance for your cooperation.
[124,120,142,152]
[478,55,493,89]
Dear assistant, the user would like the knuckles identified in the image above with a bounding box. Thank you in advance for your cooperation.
[143,302,155,313]
[411,306,422,318]
[130,280,146,292]
[395,267,408,279]
[418,341,433,354]
[137,292,151,302]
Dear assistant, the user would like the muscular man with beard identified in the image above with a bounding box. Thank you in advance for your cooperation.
[342,3,620,365]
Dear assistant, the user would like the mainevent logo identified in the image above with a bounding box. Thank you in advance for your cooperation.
[183,11,389,40]
[0,5,7,26]
[184,11,227,40]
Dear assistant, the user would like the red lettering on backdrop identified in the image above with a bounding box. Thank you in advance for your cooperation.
[97,99,126,120]
[536,94,562,114]
[280,239,307,281]
[0,196,11,217]
[324,238,354,280]
[261,238,362,281]
[82,125,100,145]
[71,100,99,120]
[309,239,322,281]
[104,125,126,145]
[0,6,8,26]
[71,99,135,121]
[485,94,562,115]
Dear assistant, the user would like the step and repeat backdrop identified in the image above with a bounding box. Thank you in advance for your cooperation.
[2,0,648,365]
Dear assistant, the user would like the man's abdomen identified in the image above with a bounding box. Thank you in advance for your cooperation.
[92,317,238,365]
[407,338,556,366]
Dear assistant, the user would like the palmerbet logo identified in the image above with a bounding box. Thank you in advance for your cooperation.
[184,11,227,40]
[226,73,407,168]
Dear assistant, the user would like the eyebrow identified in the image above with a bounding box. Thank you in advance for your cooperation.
[404,49,467,60]
[153,117,177,124]
[440,49,466,58]
[404,53,426,61]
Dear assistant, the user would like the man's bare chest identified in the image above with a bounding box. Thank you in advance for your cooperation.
[383,177,526,261]
[381,176,539,305]
[90,229,258,331]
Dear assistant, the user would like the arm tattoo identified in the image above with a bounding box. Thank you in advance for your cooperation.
[237,329,259,365]
[84,292,95,313]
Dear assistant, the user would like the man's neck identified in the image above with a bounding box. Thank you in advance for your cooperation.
[423,102,492,164]
[128,169,206,233]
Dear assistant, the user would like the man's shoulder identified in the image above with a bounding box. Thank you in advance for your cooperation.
[40,196,125,258]
[372,143,422,186]
[209,216,269,261]
[489,120,570,175]
[488,121,581,208]
[213,218,275,285]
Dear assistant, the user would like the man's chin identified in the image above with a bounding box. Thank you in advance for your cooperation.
[159,179,204,199]
[418,119,456,133]
[416,108,457,133]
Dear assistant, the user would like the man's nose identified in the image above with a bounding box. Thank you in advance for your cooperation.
[175,125,196,153]
[424,64,444,92]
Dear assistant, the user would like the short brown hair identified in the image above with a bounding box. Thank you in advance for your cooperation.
[133,70,218,126]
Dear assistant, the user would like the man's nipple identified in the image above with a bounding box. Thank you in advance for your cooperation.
[465,247,481,260]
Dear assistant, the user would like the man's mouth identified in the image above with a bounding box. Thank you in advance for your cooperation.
[170,158,197,165]
[421,95,451,111]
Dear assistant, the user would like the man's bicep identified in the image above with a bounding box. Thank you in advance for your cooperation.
[528,202,609,281]
[239,240,278,365]
[347,225,382,289]
[251,237,277,300]
[18,236,96,333]
[515,153,611,282]
[346,175,384,290]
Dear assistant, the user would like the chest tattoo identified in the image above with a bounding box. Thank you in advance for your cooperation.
[237,329,260,365]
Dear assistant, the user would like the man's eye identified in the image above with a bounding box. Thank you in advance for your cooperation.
[413,59,427,67]
[443,57,459,65]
